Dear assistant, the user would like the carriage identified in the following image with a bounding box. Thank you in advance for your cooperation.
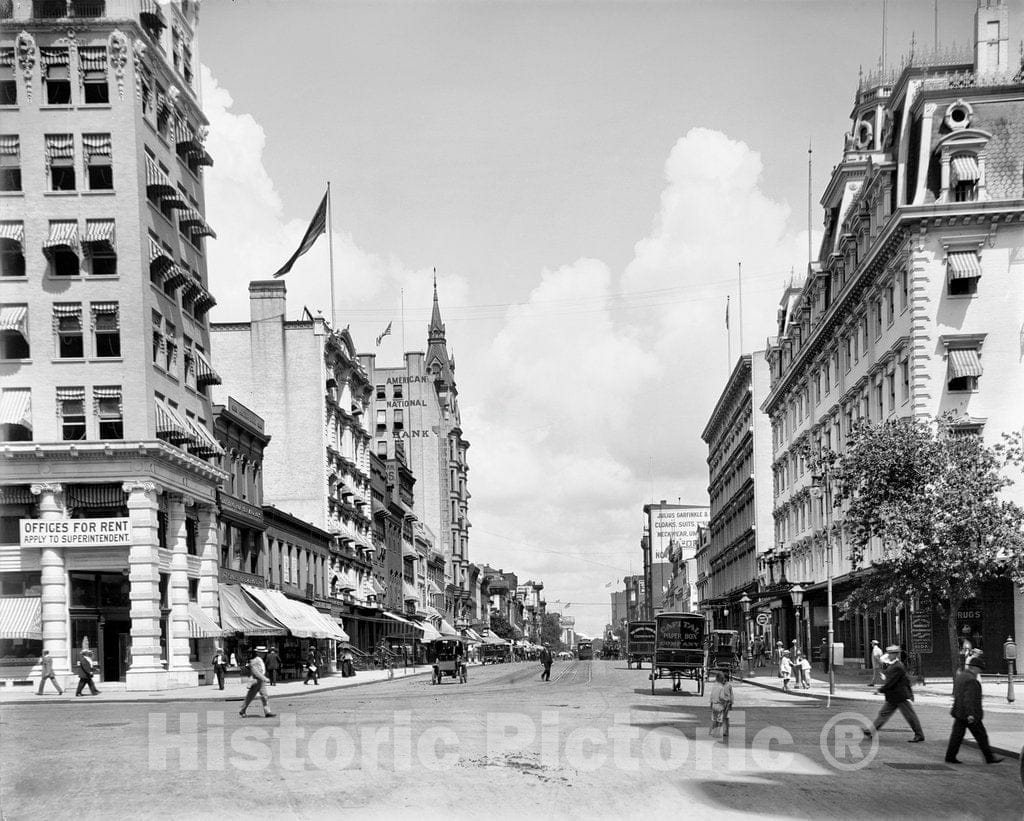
[626,621,656,669]
[649,612,708,696]
[425,638,468,684]
[707,629,744,681]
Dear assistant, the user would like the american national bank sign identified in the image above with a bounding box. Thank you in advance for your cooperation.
[20,518,132,548]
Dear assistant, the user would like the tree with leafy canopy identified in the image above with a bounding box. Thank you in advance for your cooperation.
[487,612,515,641]
[540,613,564,651]
[829,416,1024,681]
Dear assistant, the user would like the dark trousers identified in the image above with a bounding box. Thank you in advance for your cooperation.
[304,667,319,684]
[37,672,63,695]
[872,699,923,737]
[267,669,278,685]
[214,667,225,690]
[541,663,552,681]
[946,718,997,762]
[75,676,99,696]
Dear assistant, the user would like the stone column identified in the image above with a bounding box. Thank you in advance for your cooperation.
[166,493,193,681]
[197,503,219,619]
[31,483,69,674]
[123,481,168,691]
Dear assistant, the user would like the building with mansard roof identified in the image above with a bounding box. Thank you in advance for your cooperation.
[761,0,1024,675]
[0,0,228,691]
[359,278,472,626]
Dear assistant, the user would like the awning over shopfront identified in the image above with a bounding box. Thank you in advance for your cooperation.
[439,619,460,637]
[188,602,228,639]
[0,596,41,639]
[307,608,349,642]
[463,628,484,643]
[481,633,509,646]
[218,584,288,636]
[242,585,341,639]
[383,611,417,628]
[417,620,443,642]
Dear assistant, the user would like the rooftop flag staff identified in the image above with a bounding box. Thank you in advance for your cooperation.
[272,185,335,322]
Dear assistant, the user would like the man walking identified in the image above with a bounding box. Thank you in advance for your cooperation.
[36,650,64,695]
[74,649,100,697]
[239,646,275,718]
[945,655,1003,764]
[864,645,924,743]
[211,646,228,691]
[303,646,320,685]
[539,644,553,681]
[869,639,884,686]
[266,646,280,686]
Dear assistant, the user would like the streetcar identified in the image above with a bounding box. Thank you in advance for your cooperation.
[650,612,707,696]
[576,640,594,660]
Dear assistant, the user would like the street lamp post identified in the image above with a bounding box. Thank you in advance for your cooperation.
[1004,636,1017,703]
[739,593,752,675]
[790,584,804,661]
[812,459,837,696]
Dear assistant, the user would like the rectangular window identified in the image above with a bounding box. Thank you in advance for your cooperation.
[152,310,163,365]
[393,409,404,431]
[823,363,831,394]
[79,47,108,104]
[83,219,116,276]
[393,383,403,399]
[900,269,909,309]
[57,388,86,441]
[844,336,852,371]
[875,383,884,418]
[83,134,113,190]
[156,88,171,138]
[140,69,152,118]
[94,386,123,440]
[91,302,120,358]
[947,348,981,392]
[0,49,16,105]
[0,221,24,276]
[860,315,869,351]
[45,134,75,190]
[886,285,895,325]
[376,440,388,457]
[41,48,71,105]
[0,135,20,191]
[164,320,177,375]
[375,384,385,400]
[900,359,910,402]
[0,304,29,359]
[887,372,896,412]
[375,409,386,432]
[54,304,83,358]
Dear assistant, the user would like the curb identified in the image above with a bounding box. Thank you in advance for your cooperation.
[0,667,434,707]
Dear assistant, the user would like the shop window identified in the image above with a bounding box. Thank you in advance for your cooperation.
[41,48,71,104]
[55,305,84,358]
[0,135,20,191]
[58,388,86,440]
[95,387,123,440]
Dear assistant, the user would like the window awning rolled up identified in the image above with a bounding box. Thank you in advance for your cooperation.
[78,46,107,73]
[0,597,41,640]
[947,251,982,280]
[951,155,979,183]
[188,602,229,638]
[0,305,27,334]
[218,584,288,636]
[948,348,982,379]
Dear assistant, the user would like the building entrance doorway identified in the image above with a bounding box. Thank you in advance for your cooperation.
[102,619,130,681]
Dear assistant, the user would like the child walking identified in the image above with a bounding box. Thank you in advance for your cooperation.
[779,650,793,692]
[797,653,812,689]
[709,670,734,740]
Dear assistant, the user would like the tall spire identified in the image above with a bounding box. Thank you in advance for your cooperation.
[426,268,453,383]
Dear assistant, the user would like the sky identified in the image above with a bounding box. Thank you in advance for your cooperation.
[196,0,1020,638]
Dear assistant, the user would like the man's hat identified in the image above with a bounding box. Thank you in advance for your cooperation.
[254,645,268,653]
[885,644,900,654]
[966,654,986,671]
[870,639,880,645]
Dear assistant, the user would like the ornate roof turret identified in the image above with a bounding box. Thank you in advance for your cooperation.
[426,270,454,386]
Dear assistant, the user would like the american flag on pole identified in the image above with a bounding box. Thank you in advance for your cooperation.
[376,321,392,347]
[272,190,328,278]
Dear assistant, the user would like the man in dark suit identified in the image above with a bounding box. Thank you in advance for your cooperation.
[539,644,553,681]
[945,655,1003,764]
[74,649,100,697]
[863,645,924,743]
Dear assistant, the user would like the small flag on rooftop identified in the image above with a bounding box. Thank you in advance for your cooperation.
[376,321,393,347]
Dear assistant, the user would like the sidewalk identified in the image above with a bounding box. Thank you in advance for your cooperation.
[741,666,1024,759]
[0,664,435,706]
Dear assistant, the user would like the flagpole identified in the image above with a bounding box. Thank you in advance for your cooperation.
[327,181,336,327]
[401,288,406,354]
[737,261,744,355]
[726,295,732,374]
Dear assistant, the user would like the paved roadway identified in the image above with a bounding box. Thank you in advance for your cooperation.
[2,660,1021,820]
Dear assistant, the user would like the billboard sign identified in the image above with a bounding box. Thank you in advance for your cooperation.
[647,505,709,561]
[20,518,131,548]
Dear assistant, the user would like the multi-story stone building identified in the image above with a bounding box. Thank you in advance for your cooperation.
[699,353,773,637]
[359,279,471,624]
[762,0,1024,674]
[0,0,228,691]
[209,280,384,642]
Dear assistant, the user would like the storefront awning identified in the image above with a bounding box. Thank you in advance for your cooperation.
[306,607,349,642]
[439,619,459,637]
[948,348,982,379]
[463,628,484,643]
[218,584,288,636]
[416,620,443,641]
[188,602,228,638]
[242,585,343,639]
[0,596,41,639]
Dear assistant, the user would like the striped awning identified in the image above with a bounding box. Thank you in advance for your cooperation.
[140,0,167,28]
[403,582,419,602]
[951,155,979,183]
[44,221,78,252]
[181,278,202,300]
[56,386,85,402]
[0,48,14,69]
[947,251,982,280]
[155,402,191,444]
[83,220,115,254]
[194,350,221,387]
[0,135,19,157]
[145,157,176,198]
[184,416,224,458]
[0,389,31,428]
[45,135,74,163]
[90,302,119,326]
[179,209,217,239]
[193,286,217,316]
[39,48,69,68]
[66,484,126,509]
[161,190,189,211]
[426,579,442,596]
[188,602,229,638]
[82,133,112,160]
[78,47,107,73]
[163,265,189,291]
[0,305,27,334]
[218,584,288,637]
[439,619,460,638]
[53,303,81,321]
[416,620,444,642]
[0,222,23,245]
[948,348,982,379]
[0,597,42,640]
[149,239,175,278]
[0,485,33,504]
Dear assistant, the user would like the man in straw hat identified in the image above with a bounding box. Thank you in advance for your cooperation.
[945,653,1002,764]
[239,646,275,718]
